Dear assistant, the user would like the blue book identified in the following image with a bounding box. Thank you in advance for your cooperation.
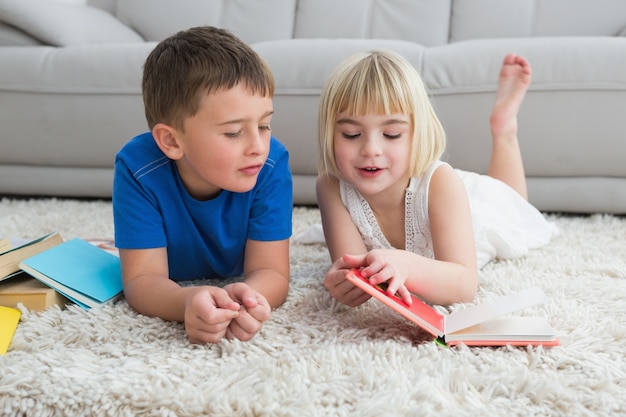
[19,238,123,309]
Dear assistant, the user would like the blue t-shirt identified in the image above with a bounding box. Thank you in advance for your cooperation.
[112,132,293,281]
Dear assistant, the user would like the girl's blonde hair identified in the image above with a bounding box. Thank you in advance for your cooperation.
[318,49,446,179]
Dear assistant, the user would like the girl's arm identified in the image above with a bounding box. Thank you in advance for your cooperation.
[316,174,372,306]
[365,164,478,305]
[424,163,478,303]
[316,175,368,261]
[317,166,477,307]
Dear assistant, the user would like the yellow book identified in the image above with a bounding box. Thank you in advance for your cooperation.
[0,305,20,355]
[0,273,69,311]
[0,232,64,281]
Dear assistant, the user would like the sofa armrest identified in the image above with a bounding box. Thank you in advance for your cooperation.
[0,0,143,46]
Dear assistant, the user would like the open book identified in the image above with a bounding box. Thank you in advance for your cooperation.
[0,232,64,281]
[346,269,559,347]
[19,238,123,309]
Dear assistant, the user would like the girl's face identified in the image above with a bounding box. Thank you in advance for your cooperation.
[333,111,412,200]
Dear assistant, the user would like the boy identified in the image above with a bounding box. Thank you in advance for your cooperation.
[112,26,293,344]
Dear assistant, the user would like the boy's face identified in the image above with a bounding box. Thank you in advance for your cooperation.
[173,83,273,200]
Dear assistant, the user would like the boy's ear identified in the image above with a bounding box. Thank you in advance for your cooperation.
[152,123,184,160]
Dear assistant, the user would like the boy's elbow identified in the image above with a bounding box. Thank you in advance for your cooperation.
[272,293,288,309]
[266,272,290,309]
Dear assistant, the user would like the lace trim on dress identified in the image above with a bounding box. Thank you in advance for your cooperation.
[406,177,433,259]
[339,160,447,258]
[341,182,392,250]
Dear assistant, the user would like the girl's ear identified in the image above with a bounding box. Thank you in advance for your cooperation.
[152,123,184,160]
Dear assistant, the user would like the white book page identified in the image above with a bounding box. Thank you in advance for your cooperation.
[446,316,556,341]
[445,287,548,334]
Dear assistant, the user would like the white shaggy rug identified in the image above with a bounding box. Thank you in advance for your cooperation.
[0,197,625,417]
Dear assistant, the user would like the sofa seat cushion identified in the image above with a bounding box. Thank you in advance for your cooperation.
[0,43,153,92]
[425,37,626,91]
[0,44,153,167]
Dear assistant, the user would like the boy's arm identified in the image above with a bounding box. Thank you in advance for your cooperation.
[119,248,239,332]
[242,238,290,308]
[119,247,188,321]
[218,238,288,341]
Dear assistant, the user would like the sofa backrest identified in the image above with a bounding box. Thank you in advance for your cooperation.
[88,0,626,45]
[450,0,626,41]
[89,0,297,45]
[293,0,451,47]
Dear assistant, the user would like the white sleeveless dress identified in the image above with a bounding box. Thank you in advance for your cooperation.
[339,160,557,269]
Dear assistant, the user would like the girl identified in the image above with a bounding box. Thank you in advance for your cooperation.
[316,50,556,308]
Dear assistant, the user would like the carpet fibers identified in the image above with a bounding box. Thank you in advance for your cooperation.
[0,198,625,416]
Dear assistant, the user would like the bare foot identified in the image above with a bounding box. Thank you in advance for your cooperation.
[489,53,532,139]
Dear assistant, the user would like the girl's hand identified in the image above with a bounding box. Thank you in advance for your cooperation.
[346,250,413,305]
[324,255,372,307]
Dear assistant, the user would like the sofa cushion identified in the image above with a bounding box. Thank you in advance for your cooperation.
[0,0,143,46]
[114,0,297,44]
[424,37,626,92]
[254,38,426,91]
[294,0,451,47]
[86,0,114,13]
[0,43,153,168]
[451,0,626,41]
[0,21,43,46]
[423,37,626,180]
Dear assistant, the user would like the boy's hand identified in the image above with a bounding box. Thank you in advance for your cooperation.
[184,286,241,344]
[324,254,372,307]
[223,282,271,341]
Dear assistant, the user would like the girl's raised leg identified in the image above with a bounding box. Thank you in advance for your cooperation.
[488,53,532,200]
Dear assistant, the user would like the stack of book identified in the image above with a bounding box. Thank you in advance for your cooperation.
[0,232,123,311]
[0,232,124,355]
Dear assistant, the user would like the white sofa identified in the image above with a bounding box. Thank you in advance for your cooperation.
[1,0,626,213]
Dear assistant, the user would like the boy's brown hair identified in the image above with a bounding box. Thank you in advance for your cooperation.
[142,26,275,131]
